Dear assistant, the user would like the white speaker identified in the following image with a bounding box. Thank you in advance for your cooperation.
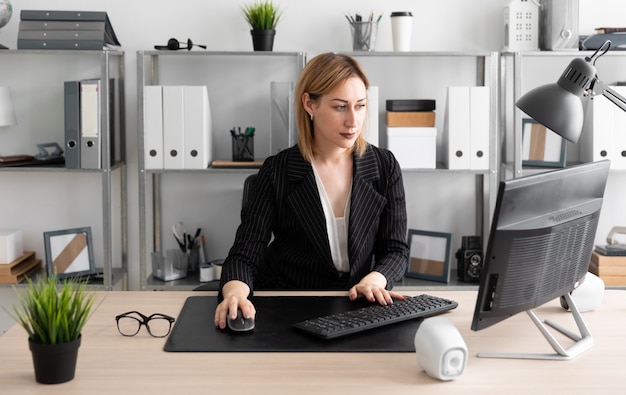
[414,316,467,381]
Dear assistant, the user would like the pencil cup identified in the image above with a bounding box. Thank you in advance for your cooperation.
[232,135,254,161]
[350,21,378,51]
[151,249,189,281]
[390,12,413,51]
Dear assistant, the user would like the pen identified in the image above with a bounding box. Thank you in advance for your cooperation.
[199,234,208,264]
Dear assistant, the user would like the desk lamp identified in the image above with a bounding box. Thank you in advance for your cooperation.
[516,40,626,144]
[0,86,17,126]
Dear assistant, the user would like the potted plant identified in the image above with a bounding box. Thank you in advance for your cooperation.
[10,274,97,384]
[242,0,283,51]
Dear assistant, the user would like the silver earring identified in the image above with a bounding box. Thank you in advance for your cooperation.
[309,113,313,121]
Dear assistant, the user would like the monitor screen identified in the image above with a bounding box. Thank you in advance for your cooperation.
[471,160,610,332]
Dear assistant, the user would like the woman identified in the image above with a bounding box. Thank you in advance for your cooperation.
[215,53,408,329]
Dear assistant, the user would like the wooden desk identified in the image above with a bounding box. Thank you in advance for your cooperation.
[1,290,624,394]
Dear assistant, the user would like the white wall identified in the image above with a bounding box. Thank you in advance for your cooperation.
[1,0,624,290]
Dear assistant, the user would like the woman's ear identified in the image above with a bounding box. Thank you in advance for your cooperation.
[302,92,314,117]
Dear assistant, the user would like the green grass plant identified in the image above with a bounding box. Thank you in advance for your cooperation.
[11,274,96,344]
[242,0,283,30]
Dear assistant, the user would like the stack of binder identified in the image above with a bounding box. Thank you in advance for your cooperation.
[17,10,121,50]
[443,86,490,170]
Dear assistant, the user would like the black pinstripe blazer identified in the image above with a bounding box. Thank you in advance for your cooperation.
[220,144,409,292]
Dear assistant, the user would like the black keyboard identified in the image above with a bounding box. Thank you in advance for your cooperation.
[292,294,458,339]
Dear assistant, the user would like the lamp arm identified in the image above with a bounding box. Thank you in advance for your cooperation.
[590,78,626,113]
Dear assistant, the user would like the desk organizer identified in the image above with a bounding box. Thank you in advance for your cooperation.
[151,249,188,281]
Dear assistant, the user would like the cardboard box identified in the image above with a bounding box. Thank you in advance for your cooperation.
[0,229,23,264]
[386,111,435,127]
[589,251,626,286]
[387,127,437,169]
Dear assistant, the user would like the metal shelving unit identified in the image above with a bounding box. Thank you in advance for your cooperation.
[0,50,127,290]
[347,51,500,249]
[501,50,626,179]
[137,51,306,290]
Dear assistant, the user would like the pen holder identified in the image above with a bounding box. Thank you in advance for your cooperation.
[232,134,254,161]
[188,244,199,273]
[350,21,378,51]
[151,249,189,281]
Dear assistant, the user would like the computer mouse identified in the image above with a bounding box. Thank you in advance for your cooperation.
[227,309,255,332]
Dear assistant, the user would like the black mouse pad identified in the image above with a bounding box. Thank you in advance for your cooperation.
[164,296,423,352]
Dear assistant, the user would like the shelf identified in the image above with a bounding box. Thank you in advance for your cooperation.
[137,50,499,292]
[137,51,306,291]
[0,50,128,291]
[144,270,479,292]
[0,161,126,173]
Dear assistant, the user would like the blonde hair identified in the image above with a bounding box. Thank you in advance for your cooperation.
[295,53,370,162]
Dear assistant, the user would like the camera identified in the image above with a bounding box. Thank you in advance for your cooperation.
[456,236,482,283]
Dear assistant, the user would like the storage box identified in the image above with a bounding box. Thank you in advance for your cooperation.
[386,127,437,169]
[589,250,626,286]
[0,229,23,264]
[151,249,188,281]
[386,111,435,127]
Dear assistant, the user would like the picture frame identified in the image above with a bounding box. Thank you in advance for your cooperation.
[43,227,96,280]
[522,119,567,168]
[405,229,452,283]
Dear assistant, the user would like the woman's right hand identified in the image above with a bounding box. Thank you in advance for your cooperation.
[214,280,256,329]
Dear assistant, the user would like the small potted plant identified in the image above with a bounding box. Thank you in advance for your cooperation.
[10,274,97,384]
[242,0,283,51]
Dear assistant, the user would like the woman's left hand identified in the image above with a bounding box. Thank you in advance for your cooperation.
[348,271,406,306]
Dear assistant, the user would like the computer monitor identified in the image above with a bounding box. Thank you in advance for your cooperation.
[471,160,610,360]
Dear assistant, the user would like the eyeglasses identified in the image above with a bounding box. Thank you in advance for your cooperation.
[115,311,175,338]
[154,38,207,51]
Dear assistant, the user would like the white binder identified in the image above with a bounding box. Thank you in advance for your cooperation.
[183,86,212,169]
[612,86,626,169]
[581,91,614,165]
[469,86,490,170]
[162,86,185,169]
[143,85,164,169]
[444,86,470,169]
[366,86,379,147]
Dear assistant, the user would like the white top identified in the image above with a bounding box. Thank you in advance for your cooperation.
[312,164,351,274]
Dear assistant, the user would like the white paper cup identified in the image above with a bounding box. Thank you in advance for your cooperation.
[390,11,413,52]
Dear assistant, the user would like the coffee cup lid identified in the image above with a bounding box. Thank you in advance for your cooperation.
[390,11,413,17]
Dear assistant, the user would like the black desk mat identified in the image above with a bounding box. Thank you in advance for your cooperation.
[164,296,422,352]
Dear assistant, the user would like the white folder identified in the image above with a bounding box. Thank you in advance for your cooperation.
[162,86,185,169]
[143,85,164,169]
[612,86,626,169]
[444,86,471,169]
[183,86,212,169]
[581,91,614,165]
[366,86,379,147]
[469,86,490,170]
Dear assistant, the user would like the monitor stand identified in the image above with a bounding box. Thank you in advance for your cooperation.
[477,293,593,360]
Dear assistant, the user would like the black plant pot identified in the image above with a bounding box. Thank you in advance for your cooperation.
[29,335,81,384]
[251,29,276,51]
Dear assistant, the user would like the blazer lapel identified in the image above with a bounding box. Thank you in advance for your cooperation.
[284,149,333,265]
[348,149,387,272]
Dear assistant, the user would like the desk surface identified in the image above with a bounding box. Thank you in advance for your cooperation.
[0,290,624,394]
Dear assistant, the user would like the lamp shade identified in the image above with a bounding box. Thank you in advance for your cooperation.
[0,86,17,126]
[516,58,596,144]
[516,83,584,143]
